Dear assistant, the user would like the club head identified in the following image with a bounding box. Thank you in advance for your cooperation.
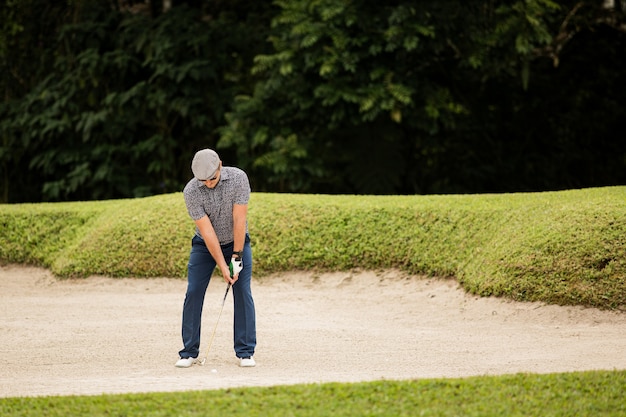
[199,358,206,366]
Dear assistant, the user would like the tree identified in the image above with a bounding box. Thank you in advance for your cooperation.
[0,0,275,202]
[219,0,626,194]
[0,0,77,202]
[2,1,624,201]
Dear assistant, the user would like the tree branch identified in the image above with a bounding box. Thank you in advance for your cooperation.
[533,1,626,67]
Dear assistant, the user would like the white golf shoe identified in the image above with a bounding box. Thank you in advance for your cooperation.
[239,356,256,367]
[175,357,197,368]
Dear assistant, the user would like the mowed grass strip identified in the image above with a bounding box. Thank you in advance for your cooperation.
[1,371,625,417]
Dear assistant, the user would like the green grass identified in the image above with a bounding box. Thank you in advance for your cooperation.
[1,187,625,414]
[1,187,624,309]
[1,371,624,416]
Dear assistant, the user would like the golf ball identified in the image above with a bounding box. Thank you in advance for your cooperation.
[211,369,218,373]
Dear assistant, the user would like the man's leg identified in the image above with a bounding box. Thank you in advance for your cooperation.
[179,236,215,359]
[231,238,256,359]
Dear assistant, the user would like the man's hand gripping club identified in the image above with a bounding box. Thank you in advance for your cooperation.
[224,253,243,285]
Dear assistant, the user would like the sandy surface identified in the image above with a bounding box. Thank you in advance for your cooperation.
[1,264,625,398]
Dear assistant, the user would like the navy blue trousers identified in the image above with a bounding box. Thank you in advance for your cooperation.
[179,234,256,359]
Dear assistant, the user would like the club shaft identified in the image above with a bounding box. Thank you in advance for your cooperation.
[200,283,231,365]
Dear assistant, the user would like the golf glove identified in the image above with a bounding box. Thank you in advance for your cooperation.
[229,256,243,277]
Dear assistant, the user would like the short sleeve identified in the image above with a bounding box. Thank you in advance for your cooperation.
[183,182,207,220]
[233,169,251,205]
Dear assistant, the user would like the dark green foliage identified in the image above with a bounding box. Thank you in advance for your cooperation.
[1,1,625,202]
[0,0,274,202]
[221,0,626,194]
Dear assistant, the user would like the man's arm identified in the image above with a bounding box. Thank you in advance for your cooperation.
[232,203,247,252]
[195,215,235,284]
[231,203,248,277]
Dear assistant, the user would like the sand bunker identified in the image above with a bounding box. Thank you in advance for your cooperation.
[1,265,625,398]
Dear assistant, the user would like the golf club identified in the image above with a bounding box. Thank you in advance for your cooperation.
[199,283,231,366]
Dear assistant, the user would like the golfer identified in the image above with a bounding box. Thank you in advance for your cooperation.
[176,149,256,368]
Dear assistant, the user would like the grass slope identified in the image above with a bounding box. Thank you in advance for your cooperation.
[1,187,624,309]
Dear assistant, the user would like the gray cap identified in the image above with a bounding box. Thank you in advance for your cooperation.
[191,149,220,180]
